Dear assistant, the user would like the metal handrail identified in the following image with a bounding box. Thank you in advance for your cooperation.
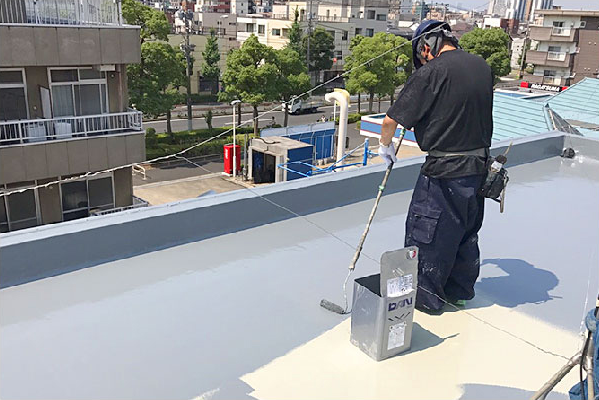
[547,51,566,61]
[0,110,143,145]
[0,0,122,26]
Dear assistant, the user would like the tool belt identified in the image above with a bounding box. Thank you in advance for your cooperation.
[427,148,489,158]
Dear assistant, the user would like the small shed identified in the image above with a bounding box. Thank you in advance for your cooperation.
[249,136,314,183]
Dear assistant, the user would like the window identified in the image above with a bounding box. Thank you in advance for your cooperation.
[543,69,556,77]
[258,24,265,34]
[49,68,108,118]
[282,28,289,37]
[366,28,374,37]
[335,50,343,60]
[355,27,362,35]
[61,180,88,221]
[342,30,348,40]
[548,45,561,52]
[579,21,586,28]
[272,28,281,36]
[88,177,114,210]
[246,23,254,32]
[326,9,330,17]
[0,197,9,233]
[0,69,28,121]
[367,10,375,19]
[6,189,38,231]
[376,14,386,21]
[552,21,564,27]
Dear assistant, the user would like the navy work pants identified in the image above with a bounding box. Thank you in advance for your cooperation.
[405,172,486,311]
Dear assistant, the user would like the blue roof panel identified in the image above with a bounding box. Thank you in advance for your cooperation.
[548,77,599,126]
[491,94,551,141]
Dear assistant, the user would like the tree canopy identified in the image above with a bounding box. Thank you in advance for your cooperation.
[123,0,186,134]
[301,27,335,73]
[121,0,169,43]
[202,29,221,92]
[274,47,311,126]
[344,33,411,113]
[220,35,279,134]
[287,7,303,56]
[460,27,511,82]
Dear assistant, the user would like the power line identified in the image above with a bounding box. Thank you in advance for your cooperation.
[0,24,443,199]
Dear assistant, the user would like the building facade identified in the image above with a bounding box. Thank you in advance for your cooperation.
[526,9,599,86]
[503,0,553,22]
[0,0,145,232]
[270,0,389,79]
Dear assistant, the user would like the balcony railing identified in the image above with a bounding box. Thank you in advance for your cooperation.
[547,51,566,61]
[0,110,142,146]
[0,0,123,26]
[90,196,149,216]
[542,76,560,85]
[551,27,571,36]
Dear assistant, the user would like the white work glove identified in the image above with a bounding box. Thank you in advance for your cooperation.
[378,142,397,167]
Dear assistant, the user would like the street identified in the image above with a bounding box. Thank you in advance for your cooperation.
[143,100,393,139]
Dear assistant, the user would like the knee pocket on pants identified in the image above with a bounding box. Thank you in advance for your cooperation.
[408,204,441,244]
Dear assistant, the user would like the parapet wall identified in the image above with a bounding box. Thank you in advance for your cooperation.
[0,133,576,287]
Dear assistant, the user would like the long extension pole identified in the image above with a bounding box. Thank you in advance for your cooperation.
[320,128,406,315]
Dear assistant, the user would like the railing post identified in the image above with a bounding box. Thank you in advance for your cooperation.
[74,0,81,23]
[18,122,23,144]
[116,0,122,25]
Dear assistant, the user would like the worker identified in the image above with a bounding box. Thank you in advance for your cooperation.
[378,20,493,312]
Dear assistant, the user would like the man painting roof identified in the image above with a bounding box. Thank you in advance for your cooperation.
[378,20,494,312]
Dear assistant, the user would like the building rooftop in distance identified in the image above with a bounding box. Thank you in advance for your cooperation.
[535,9,599,17]
[1,133,598,399]
[547,78,599,138]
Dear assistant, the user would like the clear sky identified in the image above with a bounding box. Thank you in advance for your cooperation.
[453,0,599,11]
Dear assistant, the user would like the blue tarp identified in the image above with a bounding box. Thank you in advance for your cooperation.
[570,310,599,400]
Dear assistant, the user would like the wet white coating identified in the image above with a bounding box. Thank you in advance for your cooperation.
[1,156,598,399]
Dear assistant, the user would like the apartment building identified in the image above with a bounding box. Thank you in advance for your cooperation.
[0,0,145,232]
[237,15,291,49]
[526,9,599,86]
[270,0,389,78]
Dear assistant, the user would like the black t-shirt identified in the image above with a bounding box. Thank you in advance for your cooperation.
[386,49,493,178]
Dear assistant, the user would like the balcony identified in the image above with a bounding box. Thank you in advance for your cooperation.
[529,25,576,42]
[0,0,122,26]
[0,110,142,146]
[526,50,572,68]
[547,51,566,61]
[0,110,145,185]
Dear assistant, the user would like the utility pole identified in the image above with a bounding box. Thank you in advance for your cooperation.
[518,25,529,80]
[306,0,313,81]
[181,9,194,132]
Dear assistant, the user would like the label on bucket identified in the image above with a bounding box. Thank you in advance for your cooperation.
[386,274,413,298]
[387,321,406,350]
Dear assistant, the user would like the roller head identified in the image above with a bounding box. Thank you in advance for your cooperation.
[320,299,348,314]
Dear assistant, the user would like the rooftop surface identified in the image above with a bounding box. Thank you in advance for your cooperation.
[1,134,598,399]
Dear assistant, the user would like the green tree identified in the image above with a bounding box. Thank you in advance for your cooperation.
[123,0,186,136]
[275,47,311,127]
[460,27,511,83]
[301,27,335,77]
[202,29,221,93]
[345,33,411,113]
[287,7,303,55]
[121,0,169,44]
[220,34,279,135]
[128,42,186,136]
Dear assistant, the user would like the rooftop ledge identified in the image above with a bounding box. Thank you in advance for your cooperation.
[1,131,595,287]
